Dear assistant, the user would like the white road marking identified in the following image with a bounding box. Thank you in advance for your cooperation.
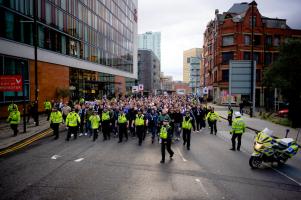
[74,158,84,162]
[195,178,209,195]
[51,155,61,160]
[270,166,301,187]
[176,148,187,162]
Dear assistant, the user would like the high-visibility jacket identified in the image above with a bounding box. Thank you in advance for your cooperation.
[44,101,52,110]
[182,117,192,130]
[135,114,144,126]
[206,112,220,122]
[8,103,18,113]
[102,111,110,121]
[118,114,127,124]
[160,125,170,139]
[50,111,63,124]
[7,111,20,124]
[231,117,245,134]
[66,112,80,127]
[89,115,100,129]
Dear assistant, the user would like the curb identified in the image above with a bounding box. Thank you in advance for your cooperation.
[0,128,53,156]
[220,116,260,133]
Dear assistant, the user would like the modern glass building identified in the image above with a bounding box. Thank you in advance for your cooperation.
[189,57,201,95]
[0,0,138,112]
[138,31,161,61]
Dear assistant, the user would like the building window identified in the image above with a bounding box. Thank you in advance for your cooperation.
[222,52,234,65]
[243,52,251,60]
[274,36,280,46]
[265,35,272,46]
[253,52,261,64]
[273,53,279,62]
[254,35,261,46]
[187,57,190,63]
[222,70,229,82]
[222,35,234,46]
[244,35,251,45]
[264,52,272,65]
[249,16,256,28]
[256,69,261,81]
[214,71,217,82]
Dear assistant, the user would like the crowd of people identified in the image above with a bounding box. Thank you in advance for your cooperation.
[7,95,246,163]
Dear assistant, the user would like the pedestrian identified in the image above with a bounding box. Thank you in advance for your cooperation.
[44,99,52,121]
[194,105,205,132]
[7,106,20,136]
[89,110,100,141]
[239,101,244,115]
[132,109,147,146]
[182,110,195,150]
[79,105,86,137]
[117,108,128,143]
[206,107,221,135]
[173,108,183,141]
[49,107,63,140]
[159,119,174,163]
[61,102,71,124]
[148,108,159,144]
[227,106,234,126]
[27,101,35,124]
[230,112,246,151]
[85,105,94,137]
[66,108,81,141]
[101,107,111,141]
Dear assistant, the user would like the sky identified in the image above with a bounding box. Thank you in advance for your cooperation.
[138,0,301,81]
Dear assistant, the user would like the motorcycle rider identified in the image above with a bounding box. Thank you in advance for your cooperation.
[230,112,245,151]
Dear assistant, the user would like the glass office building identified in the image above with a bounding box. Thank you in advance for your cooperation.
[0,0,137,108]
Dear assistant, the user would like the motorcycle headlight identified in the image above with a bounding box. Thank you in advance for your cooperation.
[255,143,263,151]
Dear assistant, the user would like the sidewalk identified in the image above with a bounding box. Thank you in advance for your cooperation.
[213,105,301,143]
[0,115,52,150]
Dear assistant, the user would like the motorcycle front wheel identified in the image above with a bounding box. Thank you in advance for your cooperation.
[249,156,262,169]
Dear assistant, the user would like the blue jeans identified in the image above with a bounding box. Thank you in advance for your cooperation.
[85,121,92,136]
[174,123,181,138]
[150,125,157,140]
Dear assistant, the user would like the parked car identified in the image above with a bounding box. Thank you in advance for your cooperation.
[277,109,289,117]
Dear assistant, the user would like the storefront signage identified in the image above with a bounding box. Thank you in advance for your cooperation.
[0,75,23,91]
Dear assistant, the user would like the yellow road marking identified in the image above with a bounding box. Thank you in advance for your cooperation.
[0,129,53,156]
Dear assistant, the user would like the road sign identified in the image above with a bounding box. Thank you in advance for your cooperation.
[138,84,144,91]
[203,87,208,94]
[132,86,139,93]
[0,75,23,91]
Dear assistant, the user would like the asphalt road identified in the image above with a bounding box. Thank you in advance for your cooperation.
[1,113,301,199]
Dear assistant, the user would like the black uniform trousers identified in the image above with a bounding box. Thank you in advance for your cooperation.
[102,121,110,140]
[161,138,174,162]
[66,126,78,140]
[210,120,217,134]
[228,115,233,126]
[93,128,98,141]
[231,134,242,150]
[136,125,144,145]
[10,124,18,136]
[118,123,128,142]
[182,128,191,149]
[51,123,59,139]
[46,109,51,121]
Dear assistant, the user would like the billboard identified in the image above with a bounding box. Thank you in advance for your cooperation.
[0,75,23,91]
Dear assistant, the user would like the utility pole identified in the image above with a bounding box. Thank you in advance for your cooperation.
[34,0,39,125]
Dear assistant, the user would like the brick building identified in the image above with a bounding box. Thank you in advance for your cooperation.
[202,1,301,106]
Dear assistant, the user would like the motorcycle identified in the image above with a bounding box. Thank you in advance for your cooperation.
[249,128,299,169]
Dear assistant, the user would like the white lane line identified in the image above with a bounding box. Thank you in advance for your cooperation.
[51,155,61,160]
[270,166,301,187]
[195,178,209,195]
[74,158,84,162]
[176,148,187,162]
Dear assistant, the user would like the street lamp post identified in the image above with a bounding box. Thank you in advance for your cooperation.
[250,1,254,118]
[33,0,39,125]
[21,61,26,133]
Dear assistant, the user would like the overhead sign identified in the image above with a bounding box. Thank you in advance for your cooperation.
[132,86,139,93]
[0,75,23,91]
[138,84,144,91]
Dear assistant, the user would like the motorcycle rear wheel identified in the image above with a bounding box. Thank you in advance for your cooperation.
[277,158,288,167]
[249,156,262,169]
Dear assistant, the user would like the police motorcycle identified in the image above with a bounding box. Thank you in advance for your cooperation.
[249,128,299,169]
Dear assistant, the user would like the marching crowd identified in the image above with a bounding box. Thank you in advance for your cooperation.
[7,95,246,163]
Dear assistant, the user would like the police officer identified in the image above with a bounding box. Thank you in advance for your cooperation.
[160,119,174,163]
[7,106,20,136]
[101,107,111,141]
[89,110,100,141]
[44,99,52,121]
[206,107,221,135]
[132,109,148,146]
[230,112,246,151]
[50,107,63,140]
[117,108,128,143]
[182,110,195,150]
[66,108,81,141]
[227,106,234,126]
[8,101,18,114]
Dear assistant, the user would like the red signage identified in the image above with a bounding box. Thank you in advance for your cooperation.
[0,75,23,91]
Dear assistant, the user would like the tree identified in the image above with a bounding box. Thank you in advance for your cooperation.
[264,40,301,128]
[55,87,71,101]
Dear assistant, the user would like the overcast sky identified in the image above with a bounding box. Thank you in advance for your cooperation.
[138,0,301,81]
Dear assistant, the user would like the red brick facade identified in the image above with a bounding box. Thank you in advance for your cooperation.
[202,1,301,105]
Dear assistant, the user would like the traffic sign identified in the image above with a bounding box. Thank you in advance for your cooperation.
[138,84,144,91]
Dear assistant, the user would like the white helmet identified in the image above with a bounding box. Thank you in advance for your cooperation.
[262,128,273,136]
[234,112,241,117]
